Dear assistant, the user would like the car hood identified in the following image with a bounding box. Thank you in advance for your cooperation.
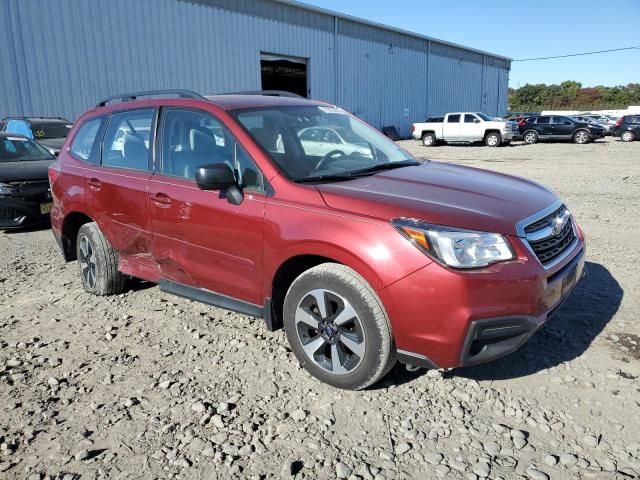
[314,162,559,236]
[36,137,66,150]
[0,160,54,182]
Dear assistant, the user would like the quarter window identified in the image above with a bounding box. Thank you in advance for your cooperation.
[70,116,105,164]
[447,114,461,123]
[102,109,154,170]
[161,109,265,191]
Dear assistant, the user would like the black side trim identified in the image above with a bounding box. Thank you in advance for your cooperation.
[263,297,282,331]
[159,279,263,318]
[397,349,438,369]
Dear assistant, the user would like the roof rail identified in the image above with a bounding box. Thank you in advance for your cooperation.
[1,115,70,121]
[219,90,305,99]
[96,89,206,107]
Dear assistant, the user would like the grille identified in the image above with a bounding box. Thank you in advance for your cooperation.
[524,205,576,266]
[0,208,22,220]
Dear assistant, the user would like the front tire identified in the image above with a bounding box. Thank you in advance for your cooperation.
[283,263,395,390]
[76,222,126,295]
[421,133,436,147]
[485,132,501,147]
[621,131,635,142]
[573,129,590,144]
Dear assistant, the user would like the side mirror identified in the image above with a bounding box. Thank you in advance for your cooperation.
[474,119,480,123]
[195,163,236,191]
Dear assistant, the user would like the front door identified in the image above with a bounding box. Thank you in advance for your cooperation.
[551,116,574,139]
[149,107,267,306]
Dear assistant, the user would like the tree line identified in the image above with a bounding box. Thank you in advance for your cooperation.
[508,81,640,111]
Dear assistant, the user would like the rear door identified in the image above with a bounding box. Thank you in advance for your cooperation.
[148,107,267,306]
[83,108,157,279]
[443,114,462,141]
[535,116,552,138]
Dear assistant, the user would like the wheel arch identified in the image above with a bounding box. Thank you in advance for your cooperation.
[267,245,386,331]
[60,211,95,261]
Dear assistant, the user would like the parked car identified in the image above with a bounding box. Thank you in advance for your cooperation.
[2,116,73,156]
[520,115,605,144]
[50,89,585,390]
[612,115,640,142]
[0,133,55,229]
[297,126,372,157]
[412,112,518,147]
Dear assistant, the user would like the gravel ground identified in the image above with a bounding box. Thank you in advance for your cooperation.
[1,137,639,480]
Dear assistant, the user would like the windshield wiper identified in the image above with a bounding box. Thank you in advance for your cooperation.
[295,160,419,183]
[347,160,419,177]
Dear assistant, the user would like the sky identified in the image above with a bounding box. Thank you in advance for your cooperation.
[300,0,640,88]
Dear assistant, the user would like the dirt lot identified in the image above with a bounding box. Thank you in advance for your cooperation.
[1,137,639,480]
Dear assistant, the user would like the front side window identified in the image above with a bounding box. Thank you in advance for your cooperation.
[102,109,154,170]
[464,114,478,123]
[552,116,571,125]
[0,136,54,163]
[232,105,417,182]
[70,116,105,163]
[161,109,265,191]
[447,114,461,123]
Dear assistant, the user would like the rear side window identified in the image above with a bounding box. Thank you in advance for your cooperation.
[537,116,550,124]
[447,114,461,123]
[70,116,106,164]
[102,109,154,171]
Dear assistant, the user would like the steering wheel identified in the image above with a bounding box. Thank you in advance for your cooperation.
[315,150,345,171]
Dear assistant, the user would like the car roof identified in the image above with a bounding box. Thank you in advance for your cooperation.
[204,94,327,110]
[2,116,71,123]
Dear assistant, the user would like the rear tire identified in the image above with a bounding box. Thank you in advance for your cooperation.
[523,130,538,144]
[621,131,635,142]
[76,222,126,295]
[283,263,395,390]
[485,132,501,147]
[573,129,590,144]
[421,133,436,147]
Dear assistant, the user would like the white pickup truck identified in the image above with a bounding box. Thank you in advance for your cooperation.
[412,112,518,147]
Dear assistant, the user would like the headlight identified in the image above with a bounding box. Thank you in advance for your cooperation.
[0,182,15,195]
[392,218,515,269]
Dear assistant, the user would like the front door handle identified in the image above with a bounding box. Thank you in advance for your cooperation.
[150,192,172,206]
[86,177,101,190]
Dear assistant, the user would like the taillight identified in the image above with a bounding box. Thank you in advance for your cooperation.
[411,124,415,132]
[517,119,525,126]
[615,117,623,127]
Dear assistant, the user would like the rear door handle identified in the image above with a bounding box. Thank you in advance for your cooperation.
[150,192,172,206]
[86,178,101,190]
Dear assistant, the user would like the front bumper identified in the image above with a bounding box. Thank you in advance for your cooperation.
[0,197,51,229]
[380,235,585,369]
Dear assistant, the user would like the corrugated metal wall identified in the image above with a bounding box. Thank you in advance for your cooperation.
[0,0,510,136]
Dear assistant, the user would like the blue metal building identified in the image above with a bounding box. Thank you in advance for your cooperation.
[0,0,511,135]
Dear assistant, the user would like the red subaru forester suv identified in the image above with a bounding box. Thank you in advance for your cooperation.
[49,90,585,390]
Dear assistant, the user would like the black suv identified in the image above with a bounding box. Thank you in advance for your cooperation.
[520,115,605,144]
[1,116,73,156]
[613,115,640,142]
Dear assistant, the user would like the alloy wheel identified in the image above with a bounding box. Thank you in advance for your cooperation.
[79,235,97,289]
[621,132,634,142]
[524,132,536,144]
[294,289,366,374]
[575,131,589,144]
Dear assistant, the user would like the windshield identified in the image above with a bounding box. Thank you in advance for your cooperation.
[0,136,54,162]
[475,113,495,121]
[232,105,417,182]
[31,121,72,139]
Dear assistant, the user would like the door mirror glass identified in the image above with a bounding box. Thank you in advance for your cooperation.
[195,163,236,191]
[474,118,480,123]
